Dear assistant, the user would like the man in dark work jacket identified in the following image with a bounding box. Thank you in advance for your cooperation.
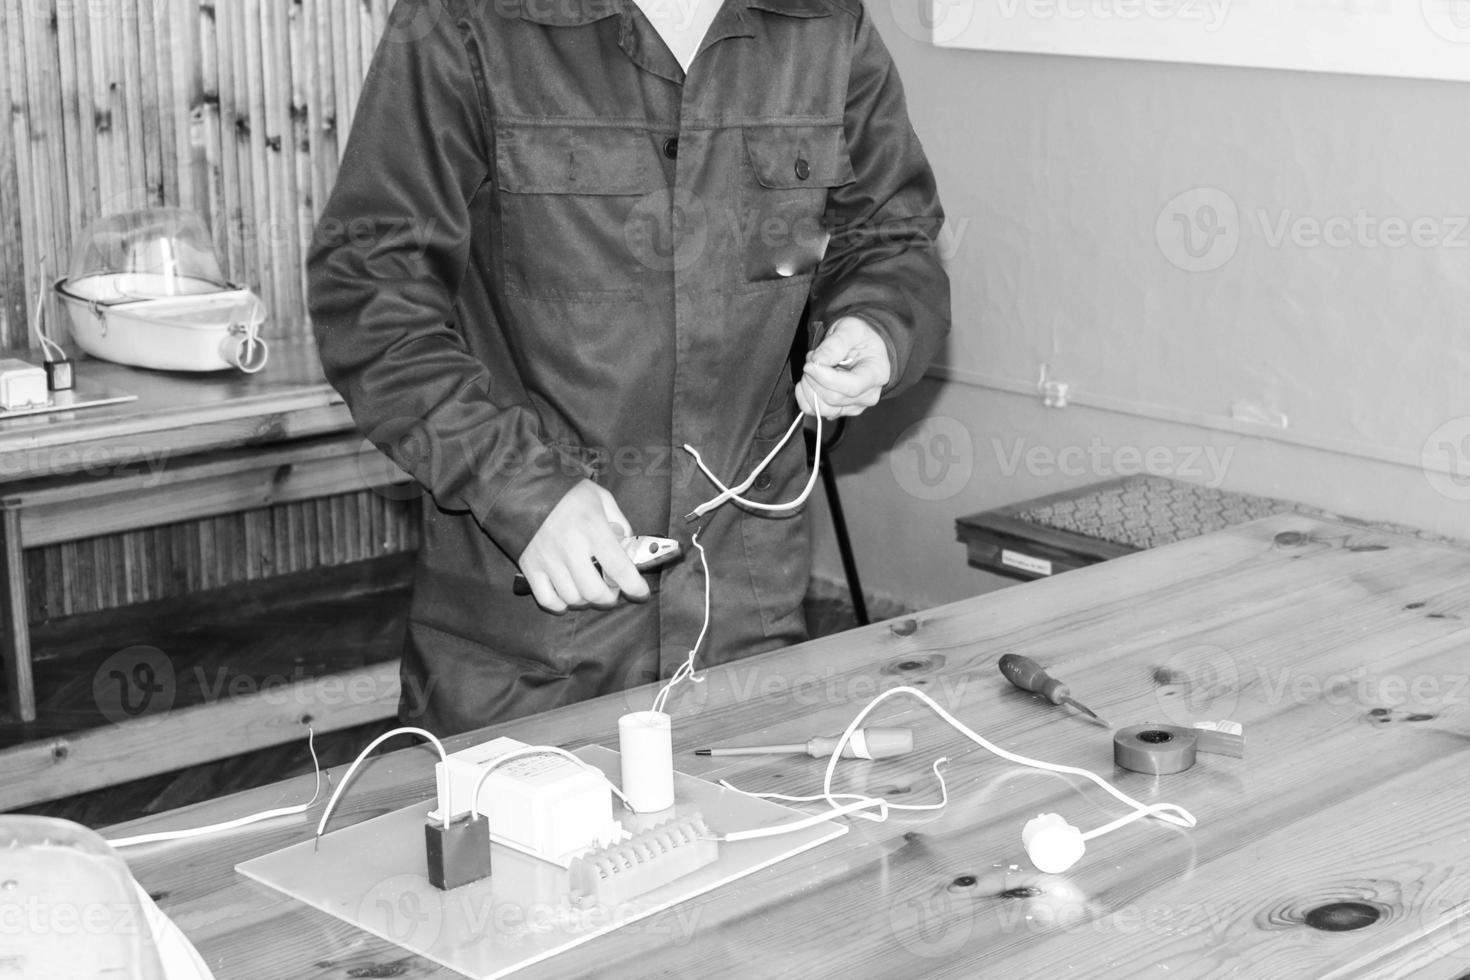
[307,0,950,735]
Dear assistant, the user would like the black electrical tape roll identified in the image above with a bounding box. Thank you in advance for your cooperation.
[1114,723,1198,775]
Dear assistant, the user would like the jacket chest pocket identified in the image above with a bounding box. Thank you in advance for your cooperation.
[495,125,666,300]
[741,124,855,285]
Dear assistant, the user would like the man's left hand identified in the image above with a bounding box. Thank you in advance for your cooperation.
[795,316,892,418]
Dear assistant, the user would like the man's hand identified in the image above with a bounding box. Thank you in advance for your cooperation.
[517,480,650,612]
[796,316,893,418]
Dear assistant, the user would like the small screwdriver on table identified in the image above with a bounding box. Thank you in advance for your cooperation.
[695,727,913,760]
[998,653,1107,725]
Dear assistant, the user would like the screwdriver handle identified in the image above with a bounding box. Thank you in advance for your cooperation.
[999,653,1070,706]
[806,727,914,760]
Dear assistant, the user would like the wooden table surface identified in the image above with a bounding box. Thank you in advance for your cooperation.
[0,339,349,482]
[112,514,1470,979]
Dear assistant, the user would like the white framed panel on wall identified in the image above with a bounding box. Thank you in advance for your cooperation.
[929,0,1470,83]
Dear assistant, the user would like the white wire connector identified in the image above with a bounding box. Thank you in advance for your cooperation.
[108,727,324,848]
[315,726,449,848]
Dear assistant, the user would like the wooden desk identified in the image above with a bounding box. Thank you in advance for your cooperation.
[0,341,369,723]
[112,514,1470,978]
[0,339,349,483]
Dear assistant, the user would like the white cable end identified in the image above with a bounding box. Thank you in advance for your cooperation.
[1022,812,1086,874]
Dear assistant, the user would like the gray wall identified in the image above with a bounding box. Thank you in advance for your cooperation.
[812,4,1470,610]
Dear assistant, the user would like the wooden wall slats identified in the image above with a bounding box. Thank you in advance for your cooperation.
[25,495,421,622]
[2,0,393,347]
[1,1,413,626]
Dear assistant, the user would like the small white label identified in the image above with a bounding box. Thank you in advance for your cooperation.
[1001,549,1052,576]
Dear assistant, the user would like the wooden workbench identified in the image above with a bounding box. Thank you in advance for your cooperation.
[111,514,1470,978]
[0,341,411,804]
[0,339,349,481]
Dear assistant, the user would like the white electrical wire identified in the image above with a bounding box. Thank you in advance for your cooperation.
[315,726,449,844]
[467,745,633,819]
[717,758,951,842]
[651,530,710,716]
[108,727,323,848]
[682,400,826,520]
[32,258,66,363]
[717,685,1196,843]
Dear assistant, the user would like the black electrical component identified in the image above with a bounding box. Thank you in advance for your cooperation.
[424,813,492,891]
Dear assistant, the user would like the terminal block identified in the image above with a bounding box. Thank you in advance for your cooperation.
[568,813,718,909]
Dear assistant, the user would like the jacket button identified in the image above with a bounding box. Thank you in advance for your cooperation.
[663,137,679,159]
[794,157,811,181]
[754,474,773,491]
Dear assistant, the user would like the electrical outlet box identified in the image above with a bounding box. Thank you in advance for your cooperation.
[427,737,622,866]
[0,359,47,411]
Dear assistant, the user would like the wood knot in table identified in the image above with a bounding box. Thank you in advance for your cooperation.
[1367,706,1438,725]
[881,654,945,677]
[1255,883,1400,935]
[330,961,410,978]
[888,618,919,637]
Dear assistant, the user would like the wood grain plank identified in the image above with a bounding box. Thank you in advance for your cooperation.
[103,515,1470,980]
[0,659,400,809]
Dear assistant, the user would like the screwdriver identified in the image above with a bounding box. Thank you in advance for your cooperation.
[998,653,1107,724]
[694,727,913,760]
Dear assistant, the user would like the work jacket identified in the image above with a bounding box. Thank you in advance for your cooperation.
[308,0,950,734]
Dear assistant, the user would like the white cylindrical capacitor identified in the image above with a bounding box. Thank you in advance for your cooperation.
[618,710,675,812]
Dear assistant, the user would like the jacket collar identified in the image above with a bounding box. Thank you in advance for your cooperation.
[510,0,829,27]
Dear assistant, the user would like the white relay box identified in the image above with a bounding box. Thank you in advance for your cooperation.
[427,736,622,866]
[0,359,47,411]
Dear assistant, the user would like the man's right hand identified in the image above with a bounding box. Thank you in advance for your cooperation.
[517,479,651,612]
